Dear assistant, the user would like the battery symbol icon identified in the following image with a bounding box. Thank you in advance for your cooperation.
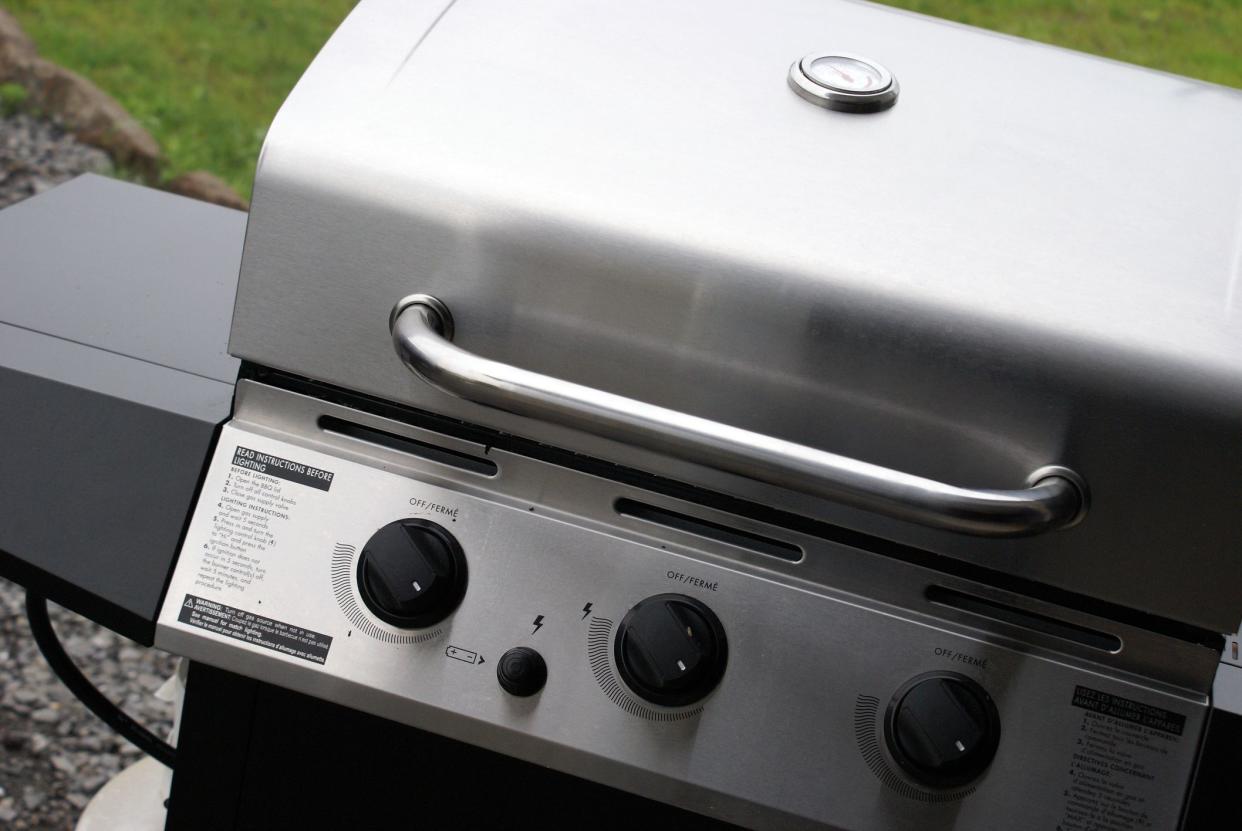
[446,645,481,665]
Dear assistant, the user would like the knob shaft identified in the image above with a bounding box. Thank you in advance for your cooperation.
[885,672,1001,788]
[614,593,727,707]
[356,519,467,628]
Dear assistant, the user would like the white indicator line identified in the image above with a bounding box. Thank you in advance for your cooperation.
[954,740,966,752]
[676,660,687,672]
[413,581,422,592]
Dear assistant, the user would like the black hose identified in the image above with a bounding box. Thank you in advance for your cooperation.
[25,591,177,769]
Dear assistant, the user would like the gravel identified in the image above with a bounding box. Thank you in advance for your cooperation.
[0,577,178,831]
[0,113,112,210]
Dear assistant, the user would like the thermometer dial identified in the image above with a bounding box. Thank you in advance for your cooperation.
[789,52,898,113]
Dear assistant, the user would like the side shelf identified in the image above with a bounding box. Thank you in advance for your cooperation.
[0,175,243,643]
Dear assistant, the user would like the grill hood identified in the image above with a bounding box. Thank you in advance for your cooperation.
[230,0,1242,632]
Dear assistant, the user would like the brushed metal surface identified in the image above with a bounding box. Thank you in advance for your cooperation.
[391,296,1084,537]
[229,0,1242,630]
[157,387,1213,830]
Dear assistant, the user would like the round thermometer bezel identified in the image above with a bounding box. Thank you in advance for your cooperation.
[788,52,899,113]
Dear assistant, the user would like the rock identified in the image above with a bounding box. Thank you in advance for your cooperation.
[29,707,58,724]
[29,733,50,752]
[0,10,160,181]
[50,755,76,775]
[165,170,248,210]
[21,786,44,810]
[78,773,107,792]
[22,60,161,180]
[11,688,39,705]
[66,792,89,810]
[0,798,16,823]
[0,9,37,73]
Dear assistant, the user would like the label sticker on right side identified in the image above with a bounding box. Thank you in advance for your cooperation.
[1056,685,1187,830]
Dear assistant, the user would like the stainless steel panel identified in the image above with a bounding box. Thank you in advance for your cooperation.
[158,388,1213,830]
[229,0,1242,630]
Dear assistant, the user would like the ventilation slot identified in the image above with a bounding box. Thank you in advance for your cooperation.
[319,416,497,476]
[616,499,802,562]
[926,586,1121,652]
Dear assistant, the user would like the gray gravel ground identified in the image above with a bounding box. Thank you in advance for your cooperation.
[0,113,112,210]
[0,578,177,830]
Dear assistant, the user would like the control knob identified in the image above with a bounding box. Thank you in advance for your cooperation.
[613,594,727,707]
[885,672,1001,788]
[356,519,467,628]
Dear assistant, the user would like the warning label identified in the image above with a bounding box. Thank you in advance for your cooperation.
[178,594,332,664]
[231,446,334,491]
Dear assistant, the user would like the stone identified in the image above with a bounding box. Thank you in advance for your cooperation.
[0,9,37,75]
[50,754,76,775]
[165,170,248,210]
[29,707,58,724]
[20,786,43,810]
[0,10,161,181]
[22,60,161,180]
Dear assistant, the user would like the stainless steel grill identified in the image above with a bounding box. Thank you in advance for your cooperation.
[4,1,1241,829]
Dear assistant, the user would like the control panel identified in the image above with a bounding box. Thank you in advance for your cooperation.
[158,419,1208,831]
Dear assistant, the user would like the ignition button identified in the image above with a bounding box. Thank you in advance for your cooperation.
[497,647,547,697]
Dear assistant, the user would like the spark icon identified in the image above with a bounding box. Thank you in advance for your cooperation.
[531,615,544,635]
[581,602,593,620]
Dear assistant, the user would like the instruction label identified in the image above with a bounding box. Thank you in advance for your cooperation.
[232,446,334,491]
[1056,685,1187,830]
[178,594,332,664]
[193,457,301,595]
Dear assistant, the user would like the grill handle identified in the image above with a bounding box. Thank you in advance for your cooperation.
[390,295,1086,538]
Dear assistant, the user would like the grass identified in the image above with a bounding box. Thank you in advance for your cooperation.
[876,0,1242,89]
[5,1,1240,197]
[5,0,356,198]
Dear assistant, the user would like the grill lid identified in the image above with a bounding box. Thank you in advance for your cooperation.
[231,0,1242,632]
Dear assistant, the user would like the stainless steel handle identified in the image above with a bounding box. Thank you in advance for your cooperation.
[391,295,1087,537]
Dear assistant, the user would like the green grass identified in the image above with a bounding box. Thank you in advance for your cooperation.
[876,0,1242,89]
[5,0,356,198]
[5,1,1240,197]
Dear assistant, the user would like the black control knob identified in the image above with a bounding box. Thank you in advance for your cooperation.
[885,672,1001,788]
[356,519,467,628]
[614,594,727,707]
[497,647,547,697]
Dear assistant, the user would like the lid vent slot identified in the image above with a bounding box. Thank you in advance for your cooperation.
[616,498,803,562]
[926,586,1121,653]
[319,416,497,476]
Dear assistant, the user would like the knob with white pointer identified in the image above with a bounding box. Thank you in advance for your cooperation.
[885,672,1001,788]
[614,594,727,706]
[356,519,467,628]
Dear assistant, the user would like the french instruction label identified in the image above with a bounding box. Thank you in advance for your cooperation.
[1056,686,1186,830]
[193,458,300,594]
[232,446,334,491]
[179,594,332,664]
[1071,686,1185,736]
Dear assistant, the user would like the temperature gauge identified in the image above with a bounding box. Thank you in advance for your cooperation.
[789,52,898,113]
